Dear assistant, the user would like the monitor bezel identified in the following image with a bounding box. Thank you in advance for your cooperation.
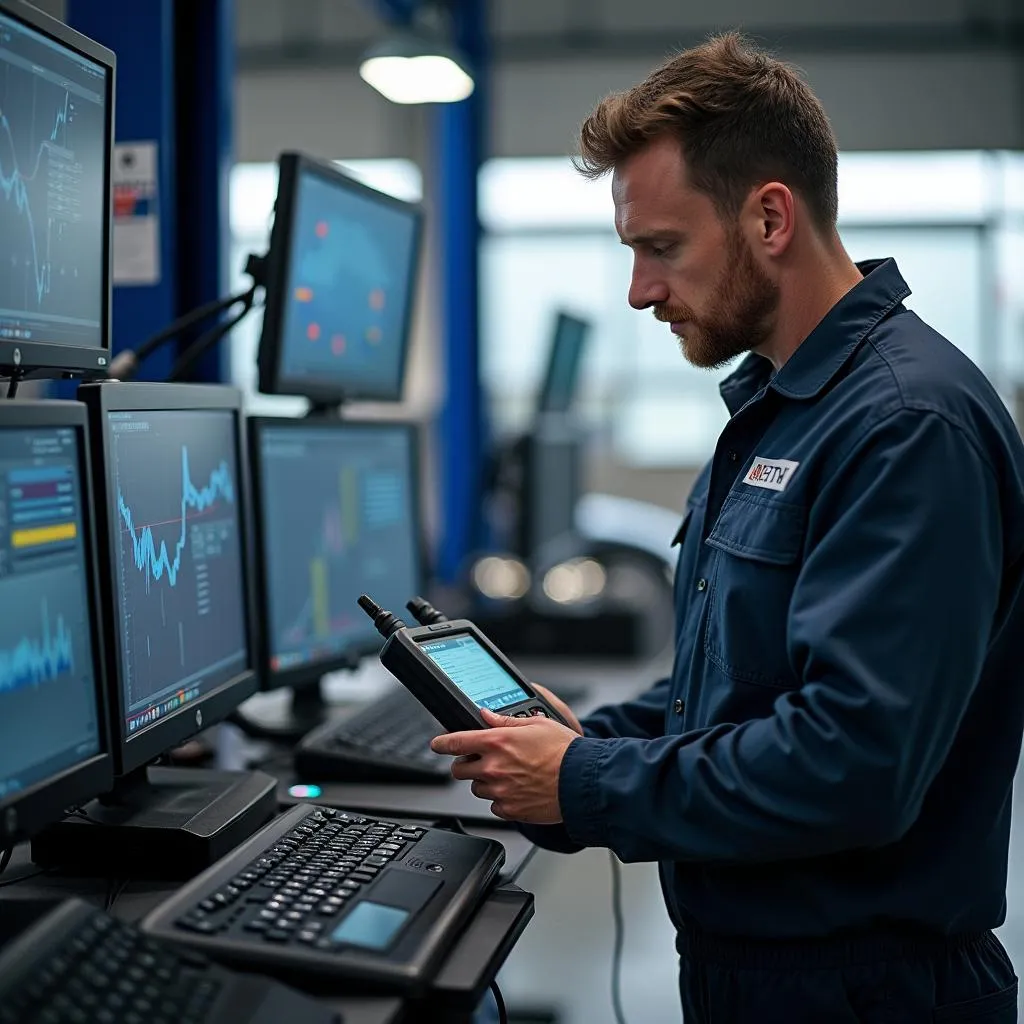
[256,151,424,404]
[77,382,259,776]
[247,413,425,695]
[536,311,591,419]
[0,0,115,381]
[0,400,113,845]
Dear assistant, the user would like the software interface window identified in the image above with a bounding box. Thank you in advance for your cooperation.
[0,424,99,797]
[256,422,418,675]
[0,7,107,352]
[276,169,417,397]
[107,409,247,734]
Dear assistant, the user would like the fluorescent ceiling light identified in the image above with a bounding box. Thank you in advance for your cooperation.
[359,31,474,105]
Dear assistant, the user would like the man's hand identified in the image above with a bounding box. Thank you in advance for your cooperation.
[531,683,584,736]
[430,710,580,823]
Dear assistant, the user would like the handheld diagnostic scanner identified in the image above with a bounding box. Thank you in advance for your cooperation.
[358,595,568,732]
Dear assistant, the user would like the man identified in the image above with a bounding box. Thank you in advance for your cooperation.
[433,32,1024,1022]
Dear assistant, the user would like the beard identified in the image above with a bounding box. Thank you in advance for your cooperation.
[654,227,779,370]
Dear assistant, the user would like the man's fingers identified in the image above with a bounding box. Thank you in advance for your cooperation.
[450,756,487,782]
[471,780,497,801]
[480,707,534,728]
[431,730,492,756]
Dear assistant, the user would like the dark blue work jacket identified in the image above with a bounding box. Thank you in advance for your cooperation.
[525,258,1024,940]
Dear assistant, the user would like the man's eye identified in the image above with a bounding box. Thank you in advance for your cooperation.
[651,244,676,258]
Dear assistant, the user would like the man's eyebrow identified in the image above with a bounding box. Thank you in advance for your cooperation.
[619,231,681,246]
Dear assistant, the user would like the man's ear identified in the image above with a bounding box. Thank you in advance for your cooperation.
[746,181,795,258]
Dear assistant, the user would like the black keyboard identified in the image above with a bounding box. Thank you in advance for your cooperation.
[142,804,505,994]
[294,681,590,785]
[0,898,337,1024]
[295,687,452,784]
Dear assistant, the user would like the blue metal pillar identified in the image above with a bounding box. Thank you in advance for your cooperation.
[433,0,488,582]
[64,0,178,383]
[64,0,232,385]
[171,0,234,384]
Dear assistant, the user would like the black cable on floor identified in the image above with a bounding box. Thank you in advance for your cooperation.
[610,851,628,1024]
[0,868,47,888]
[490,979,509,1024]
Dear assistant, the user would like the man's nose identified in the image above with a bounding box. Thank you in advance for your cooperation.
[628,262,669,310]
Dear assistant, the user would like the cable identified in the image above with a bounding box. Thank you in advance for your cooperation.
[489,979,509,1024]
[6,372,21,399]
[0,846,11,876]
[106,289,246,380]
[610,850,628,1024]
[105,877,130,911]
[107,248,266,381]
[166,285,256,382]
[0,867,47,888]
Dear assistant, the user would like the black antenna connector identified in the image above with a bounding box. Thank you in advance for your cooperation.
[405,596,449,626]
[358,594,407,637]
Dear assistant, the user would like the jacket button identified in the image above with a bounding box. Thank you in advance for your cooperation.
[673,699,684,715]
[696,578,707,592]
[728,450,738,462]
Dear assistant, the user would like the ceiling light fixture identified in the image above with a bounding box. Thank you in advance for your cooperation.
[359,28,474,105]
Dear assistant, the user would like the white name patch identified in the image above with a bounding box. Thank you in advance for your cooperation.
[743,456,799,492]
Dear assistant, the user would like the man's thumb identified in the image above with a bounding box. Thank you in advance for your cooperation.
[481,707,533,727]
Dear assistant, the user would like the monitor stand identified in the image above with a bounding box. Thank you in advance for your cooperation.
[29,764,277,880]
[230,679,343,743]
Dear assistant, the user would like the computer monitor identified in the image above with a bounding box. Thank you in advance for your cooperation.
[247,416,422,735]
[515,421,583,560]
[536,312,590,419]
[256,152,423,405]
[0,400,112,847]
[0,1,113,380]
[30,383,275,877]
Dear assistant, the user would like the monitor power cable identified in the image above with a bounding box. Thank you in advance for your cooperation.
[490,978,509,1024]
[5,371,22,399]
[610,850,629,1024]
[0,845,11,877]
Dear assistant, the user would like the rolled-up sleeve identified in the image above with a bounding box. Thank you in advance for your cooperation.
[557,409,1004,863]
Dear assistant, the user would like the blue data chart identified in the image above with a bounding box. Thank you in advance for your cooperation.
[108,411,248,734]
[0,598,74,693]
[0,426,100,800]
[419,635,530,711]
[117,448,235,591]
[277,169,418,398]
[0,7,108,348]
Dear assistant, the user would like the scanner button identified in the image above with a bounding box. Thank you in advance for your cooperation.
[428,623,448,630]
[514,711,530,718]
[530,708,549,717]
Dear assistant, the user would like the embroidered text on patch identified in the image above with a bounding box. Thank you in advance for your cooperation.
[744,457,799,492]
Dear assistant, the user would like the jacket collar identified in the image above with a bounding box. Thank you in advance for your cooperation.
[718,258,911,416]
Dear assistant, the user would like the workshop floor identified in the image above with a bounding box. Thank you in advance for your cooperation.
[498,756,1024,1024]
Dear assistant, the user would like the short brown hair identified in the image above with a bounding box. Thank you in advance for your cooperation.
[576,32,839,230]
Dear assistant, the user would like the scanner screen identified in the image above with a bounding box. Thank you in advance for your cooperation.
[419,634,530,711]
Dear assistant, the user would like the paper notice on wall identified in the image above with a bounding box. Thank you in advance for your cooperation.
[112,141,160,285]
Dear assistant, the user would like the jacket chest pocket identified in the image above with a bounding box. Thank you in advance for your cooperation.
[702,493,806,690]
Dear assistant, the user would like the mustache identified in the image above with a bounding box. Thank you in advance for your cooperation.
[653,304,694,323]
